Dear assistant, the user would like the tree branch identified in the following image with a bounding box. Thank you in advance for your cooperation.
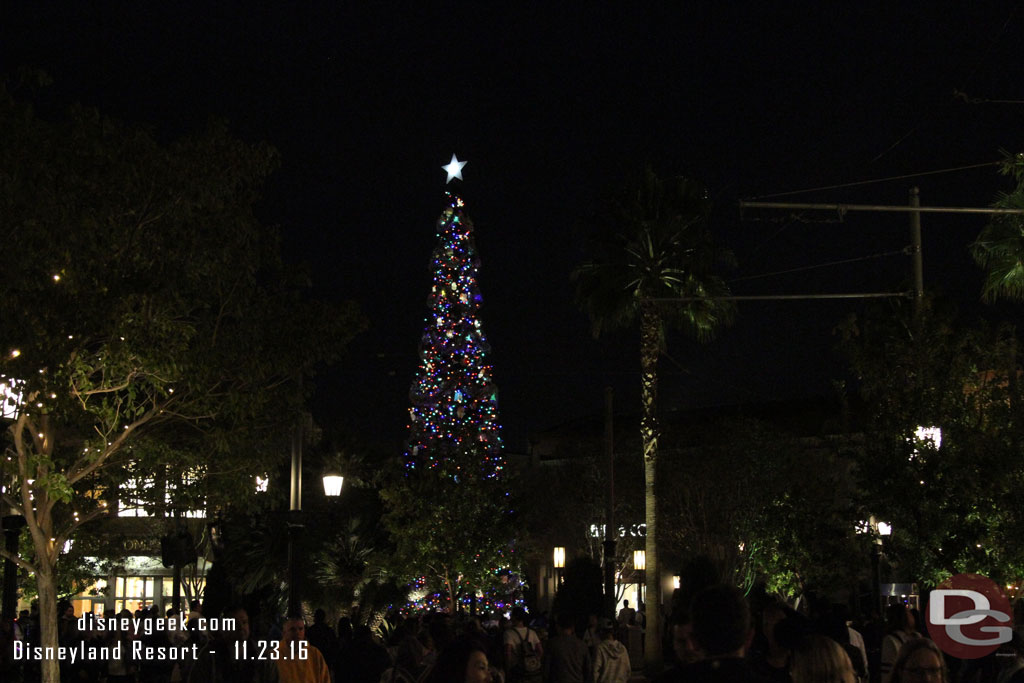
[54,506,112,550]
[67,405,162,485]
[0,545,37,574]
[71,370,141,398]
[0,491,23,515]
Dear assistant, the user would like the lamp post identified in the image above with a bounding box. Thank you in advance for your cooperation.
[857,516,891,617]
[284,413,344,618]
[553,546,565,588]
[633,549,646,605]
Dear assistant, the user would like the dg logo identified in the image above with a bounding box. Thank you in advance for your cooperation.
[925,573,1014,659]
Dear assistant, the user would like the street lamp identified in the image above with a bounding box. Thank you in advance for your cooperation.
[553,546,565,586]
[322,472,344,498]
[285,412,344,618]
[633,549,646,604]
[857,516,891,616]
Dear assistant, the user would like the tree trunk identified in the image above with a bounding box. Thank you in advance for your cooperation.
[36,552,61,683]
[444,572,455,614]
[639,304,662,672]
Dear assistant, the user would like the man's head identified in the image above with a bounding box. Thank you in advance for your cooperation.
[511,606,528,625]
[670,618,700,666]
[689,584,753,658]
[224,607,250,642]
[761,601,789,648]
[556,612,575,634]
[281,617,306,646]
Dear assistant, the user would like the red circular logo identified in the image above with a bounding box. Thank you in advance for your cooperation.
[925,573,1014,659]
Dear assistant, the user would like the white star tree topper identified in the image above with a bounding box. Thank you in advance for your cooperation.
[443,153,467,183]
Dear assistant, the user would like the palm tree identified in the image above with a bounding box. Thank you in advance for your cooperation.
[971,151,1024,302]
[571,166,734,669]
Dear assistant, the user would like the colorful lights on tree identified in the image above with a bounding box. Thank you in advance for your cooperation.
[404,191,504,479]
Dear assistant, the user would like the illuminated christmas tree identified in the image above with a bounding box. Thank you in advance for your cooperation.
[404,189,504,478]
[383,159,520,613]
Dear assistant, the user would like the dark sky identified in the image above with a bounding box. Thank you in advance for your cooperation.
[5,4,1024,452]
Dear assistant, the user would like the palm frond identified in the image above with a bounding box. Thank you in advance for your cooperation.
[573,166,734,340]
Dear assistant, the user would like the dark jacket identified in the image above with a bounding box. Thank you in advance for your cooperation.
[543,633,593,683]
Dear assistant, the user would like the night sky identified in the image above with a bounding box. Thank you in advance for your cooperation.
[5,4,1024,453]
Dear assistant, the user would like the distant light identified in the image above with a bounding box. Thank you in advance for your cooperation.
[553,546,565,569]
[1,377,26,419]
[9,349,20,358]
[914,425,942,449]
[877,522,892,536]
[255,476,269,493]
[53,274,61,282]
[673,576,681,590]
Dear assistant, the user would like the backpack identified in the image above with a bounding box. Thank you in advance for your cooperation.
[510,627,542,678]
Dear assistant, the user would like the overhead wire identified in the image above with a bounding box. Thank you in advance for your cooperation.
[743,160,1001,200]
[870,7,1018,163]
[728,250,907,284]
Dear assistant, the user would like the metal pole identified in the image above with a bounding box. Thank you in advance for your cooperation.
[603,387,617,620]
[287,418,303,618]
[740,200,1024,215]
[290,419,302,513]
[648,292,910,302]
[910,187,924,314]
[871,542,882,617]
[172,563,182,617]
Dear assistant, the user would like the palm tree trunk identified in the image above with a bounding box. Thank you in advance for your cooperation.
[639,303,662,672]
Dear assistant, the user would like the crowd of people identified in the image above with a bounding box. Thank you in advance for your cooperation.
[652,586,1024,683]
[2,588,1024,683]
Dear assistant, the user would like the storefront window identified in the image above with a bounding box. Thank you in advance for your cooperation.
[113,576,157,614]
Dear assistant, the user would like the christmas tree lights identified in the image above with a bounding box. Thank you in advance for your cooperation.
[404,192,504,478]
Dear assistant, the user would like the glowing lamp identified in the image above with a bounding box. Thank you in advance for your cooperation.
[633,549,646,571]
[322,472,344,497]
[553,546,565,569]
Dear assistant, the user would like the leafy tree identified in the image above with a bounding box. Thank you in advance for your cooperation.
[0,86,362,681]
[837,298,1024,588]
[381,458,517,614]
[972,151,1024,302]
[572,166,734,668]
[511,433,644,579]
[658,411,865,601]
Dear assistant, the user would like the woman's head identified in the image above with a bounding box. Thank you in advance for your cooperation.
[427,637,491,683]
[790,634,856,683]
[891,638,947,683]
